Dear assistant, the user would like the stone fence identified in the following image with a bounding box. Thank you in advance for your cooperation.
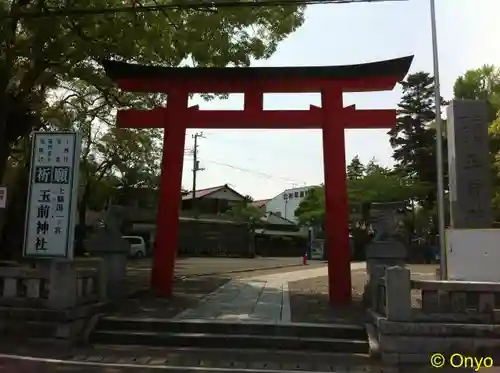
[0,258,106,309]
[368,266,500,365]
[0,258,107,343]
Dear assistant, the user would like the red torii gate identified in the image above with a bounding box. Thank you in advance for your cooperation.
[103,56,413,304]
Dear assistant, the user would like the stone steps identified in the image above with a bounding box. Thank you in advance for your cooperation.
[91,317,369,354]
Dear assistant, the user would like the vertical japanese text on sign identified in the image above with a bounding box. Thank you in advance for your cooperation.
[23,132,81,259]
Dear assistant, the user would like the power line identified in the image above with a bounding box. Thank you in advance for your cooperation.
[3,0,407,19]
[189,157,307,185]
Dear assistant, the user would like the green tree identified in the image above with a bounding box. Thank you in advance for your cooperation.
[348,167,414,204]
[47,81,162,225]
[0,1,305,255]
[294,186,324,226]
[346,155,365,180]
[364,157,386,176]
[295,160,420,226]
[388,72,446,208]
[453,65,500,109]
[0,0,305,182]
[226,203,265,223]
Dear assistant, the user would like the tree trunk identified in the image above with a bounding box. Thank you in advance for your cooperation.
[0,123,11,185]
[0,161,30,260]
[74,179,91,257]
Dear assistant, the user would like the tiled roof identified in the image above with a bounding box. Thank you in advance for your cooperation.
[182,185,226,200]
[182,184,246,201]
[252,199,269,208]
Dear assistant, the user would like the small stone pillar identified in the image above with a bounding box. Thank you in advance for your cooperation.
[363,201,407,308]
[48,260,78,309]
[385,266,412,321]
[86,207,130,299]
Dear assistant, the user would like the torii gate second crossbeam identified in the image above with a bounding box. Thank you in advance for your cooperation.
[103,55,413,304]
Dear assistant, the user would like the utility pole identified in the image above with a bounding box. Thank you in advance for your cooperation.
[430,0,447,279]
[191,132,205,211]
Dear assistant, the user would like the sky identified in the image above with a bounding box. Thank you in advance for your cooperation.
[181,0,500,200]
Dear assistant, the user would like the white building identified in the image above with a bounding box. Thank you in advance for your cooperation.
[255,185,318,223]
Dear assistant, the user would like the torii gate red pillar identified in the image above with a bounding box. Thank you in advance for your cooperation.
[103,56,413,303]
[322,86,351,301]
[150,91,189,295]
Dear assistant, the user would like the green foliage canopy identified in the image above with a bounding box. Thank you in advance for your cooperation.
[294,158,420,226]
[0,0,306,181]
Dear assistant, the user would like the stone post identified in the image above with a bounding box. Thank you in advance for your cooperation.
[447,100,493,229]
[385,266,412,321]
[85,206,130,299]
[364,201,407,308]
[48,260,77,309]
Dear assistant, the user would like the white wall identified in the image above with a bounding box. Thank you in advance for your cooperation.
[265,186,315,222]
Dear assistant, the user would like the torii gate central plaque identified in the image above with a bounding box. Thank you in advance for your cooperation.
[103,55,413,304]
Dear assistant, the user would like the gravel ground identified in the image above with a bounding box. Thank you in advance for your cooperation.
[287,264,439,324]
[120,261,436,321]
[288,268,367,324]
[118,258,325,318]
[113,276,230,318]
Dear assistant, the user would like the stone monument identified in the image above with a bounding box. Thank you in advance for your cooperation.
[447,100,493,229]
[363,201,407,307]
[86,206,130,299]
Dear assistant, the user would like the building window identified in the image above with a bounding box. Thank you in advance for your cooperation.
[300,191,304,197]
[294,192,299,198]
[288,193,293,199]
[283,194,288,200]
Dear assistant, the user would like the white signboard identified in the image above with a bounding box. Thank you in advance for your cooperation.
[23,132,81,259]
[445,228,500,282]
[0,187,6,208]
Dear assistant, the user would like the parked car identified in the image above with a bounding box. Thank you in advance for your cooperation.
[122,236,147,258]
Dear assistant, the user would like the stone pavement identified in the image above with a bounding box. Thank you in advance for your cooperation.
[174,262,365,323]
[0,351,454,373]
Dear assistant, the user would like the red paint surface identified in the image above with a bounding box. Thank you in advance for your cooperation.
[115,73,401,304]
[150,92,188,296]
[322,87,352,304]
[117,106,396,130]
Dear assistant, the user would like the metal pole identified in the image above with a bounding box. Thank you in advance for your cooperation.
[191,132,205,212]
[191,134,198,210]
[430,0,447,279]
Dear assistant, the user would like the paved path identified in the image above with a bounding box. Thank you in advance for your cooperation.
[175,262,365,323]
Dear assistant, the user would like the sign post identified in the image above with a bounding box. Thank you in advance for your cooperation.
[23,131,81,260]
[0,187,6,209]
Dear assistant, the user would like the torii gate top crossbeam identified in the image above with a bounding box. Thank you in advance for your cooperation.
[102,56,413,93]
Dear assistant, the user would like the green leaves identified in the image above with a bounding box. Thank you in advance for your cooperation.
[1,0,305,161]
[294,158,424,226]
[1,0,305,196]
[389,72,443,208]
[346,155,364,180]
[294,186,324,226]
[227,202,265,223]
